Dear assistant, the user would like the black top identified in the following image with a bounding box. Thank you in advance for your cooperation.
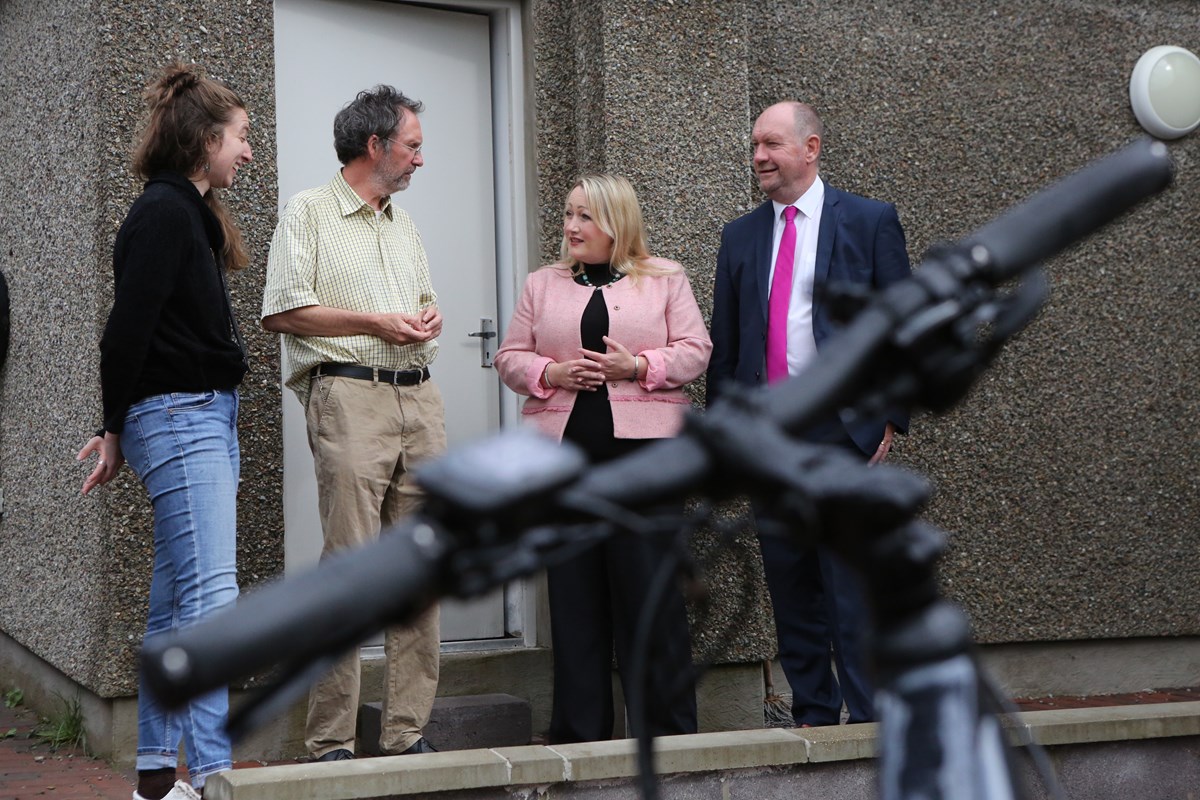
[99,172,247,434]
[562,262,644,463]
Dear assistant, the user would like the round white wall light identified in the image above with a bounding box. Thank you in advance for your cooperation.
[1129,45,1200,140]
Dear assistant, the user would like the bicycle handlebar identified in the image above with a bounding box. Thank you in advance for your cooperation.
[964,138,1172,282]
[143,516,451,707]
[579,138,1172,505]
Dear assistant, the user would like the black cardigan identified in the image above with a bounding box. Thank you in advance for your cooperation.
[99,173,246,434]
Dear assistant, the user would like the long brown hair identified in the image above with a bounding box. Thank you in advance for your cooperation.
[133,63,249,270]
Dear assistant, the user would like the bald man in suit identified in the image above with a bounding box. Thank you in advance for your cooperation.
[707,101,912,726]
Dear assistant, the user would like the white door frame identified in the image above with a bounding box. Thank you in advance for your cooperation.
[424,0,538,649]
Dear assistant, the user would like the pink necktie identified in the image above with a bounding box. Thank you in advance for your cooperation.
[766,206,798,384]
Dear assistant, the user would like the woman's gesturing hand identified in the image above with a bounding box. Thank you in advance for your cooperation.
[548,358,605,391]
[580,336,638,382]
[78,433,125,495]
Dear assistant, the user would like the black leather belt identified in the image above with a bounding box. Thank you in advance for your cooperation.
[311,363,431,386]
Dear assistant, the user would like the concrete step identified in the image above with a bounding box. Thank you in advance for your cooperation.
[356,693,532,755]
[213,703,1200,799]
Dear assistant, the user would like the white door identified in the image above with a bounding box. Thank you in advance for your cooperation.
[274,0,519,641]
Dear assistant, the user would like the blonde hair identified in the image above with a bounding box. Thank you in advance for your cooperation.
[559,174,677,281]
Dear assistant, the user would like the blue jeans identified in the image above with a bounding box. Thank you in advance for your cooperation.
[121,389,240,786]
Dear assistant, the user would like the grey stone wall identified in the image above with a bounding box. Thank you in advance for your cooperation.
[0,0,114,695]
[531,0,1200,649]
[0,0,282,697]
[740,0,1200,642]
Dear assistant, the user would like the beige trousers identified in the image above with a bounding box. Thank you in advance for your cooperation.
[303,374,445,758]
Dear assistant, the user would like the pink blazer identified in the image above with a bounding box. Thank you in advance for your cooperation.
[494,259,713,442]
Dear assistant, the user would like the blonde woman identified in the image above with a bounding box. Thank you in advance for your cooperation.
[495,174,711,743]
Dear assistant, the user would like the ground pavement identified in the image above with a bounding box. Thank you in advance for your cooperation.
[2,688,1198,799]
[0,702,282,800]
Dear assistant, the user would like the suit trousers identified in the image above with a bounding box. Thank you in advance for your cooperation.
[755,433,876,727]
[304,374,445,757]
[546,527,698,744]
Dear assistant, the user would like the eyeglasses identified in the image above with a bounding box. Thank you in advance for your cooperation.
[383,136,422,156]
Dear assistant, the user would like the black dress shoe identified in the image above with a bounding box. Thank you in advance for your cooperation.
[399,737,438,755]
[316,748,355,762]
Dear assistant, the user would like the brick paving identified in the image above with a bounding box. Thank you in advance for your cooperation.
[2,688,1198,798]
[0,702,132,800]
[0,703,283,800]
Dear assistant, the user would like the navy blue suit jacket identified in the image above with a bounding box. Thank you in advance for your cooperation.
[707,184,912,455]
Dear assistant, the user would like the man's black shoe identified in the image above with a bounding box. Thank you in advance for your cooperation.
[315,748,355,762]
[399,737,438,755]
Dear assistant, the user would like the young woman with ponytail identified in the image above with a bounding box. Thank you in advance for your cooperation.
[76,63,253,800]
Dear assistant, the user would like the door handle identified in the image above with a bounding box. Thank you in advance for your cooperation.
[468,318,497,367]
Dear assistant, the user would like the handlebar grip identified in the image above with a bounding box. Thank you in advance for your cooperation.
[576,436,711,509]
[964,137,1173,282]
[140,516,449,708]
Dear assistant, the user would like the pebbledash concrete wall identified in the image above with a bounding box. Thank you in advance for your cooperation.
[0,0,1197,755]
[0,0,283,704]
[528,0,1200,649]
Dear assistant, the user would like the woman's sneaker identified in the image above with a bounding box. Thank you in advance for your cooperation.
[132,779,202,800]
